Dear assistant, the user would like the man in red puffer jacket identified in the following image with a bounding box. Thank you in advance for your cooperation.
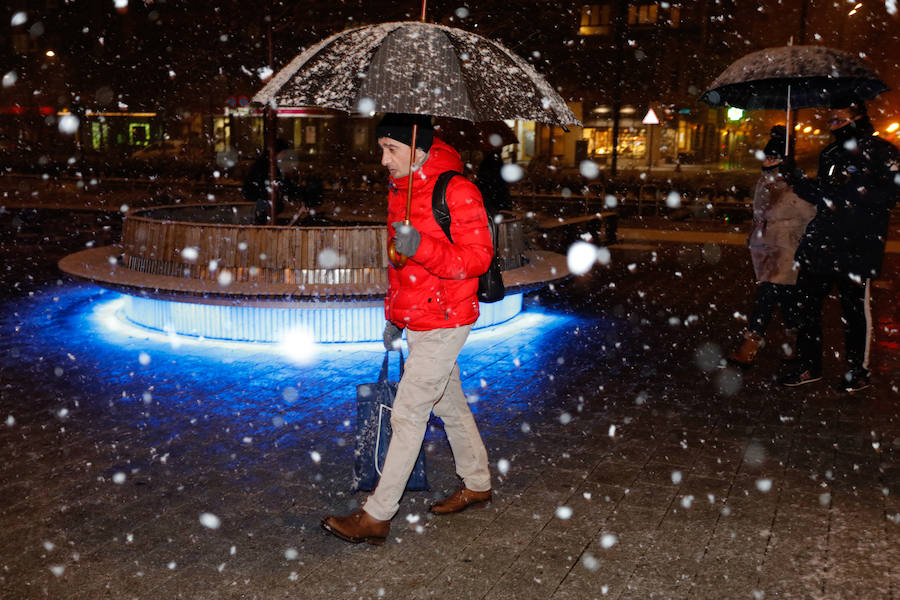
[322,113,494,545]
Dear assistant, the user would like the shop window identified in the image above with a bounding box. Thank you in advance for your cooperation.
[90,121,109,150]
[129,123,149,146]
[628,3,680,28]
[628,4,658,25]
[579,4,611,35]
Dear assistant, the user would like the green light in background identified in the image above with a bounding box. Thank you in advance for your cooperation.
[727,107,744,121]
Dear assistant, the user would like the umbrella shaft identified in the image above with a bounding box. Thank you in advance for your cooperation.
[404,123,418,223]
[785,84,792,157]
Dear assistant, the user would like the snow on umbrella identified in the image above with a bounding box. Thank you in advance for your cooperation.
[700,45,888,110]
[252,21,580,127]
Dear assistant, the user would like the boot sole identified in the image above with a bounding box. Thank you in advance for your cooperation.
[320,520,387,546]
[844,383,872,394]
[429,499,491,515]
[782,376,822,387]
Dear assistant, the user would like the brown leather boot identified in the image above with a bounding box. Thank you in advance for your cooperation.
[727,330,763,367]
[430,487,492,515]
[321,509,390,545]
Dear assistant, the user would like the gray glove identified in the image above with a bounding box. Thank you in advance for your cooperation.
[383,321,402,350]
[392,222,421,257]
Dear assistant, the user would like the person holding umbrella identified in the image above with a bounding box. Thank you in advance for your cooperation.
[779,92,900,391]
[726,125,815,367]
[321,113,494,545]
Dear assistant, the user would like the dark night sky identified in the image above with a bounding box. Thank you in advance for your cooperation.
[1,1,898,119]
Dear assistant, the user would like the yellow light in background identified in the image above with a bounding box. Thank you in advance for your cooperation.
[813,129,821,135]
[794,123,802,130]
[803,126,813,133]
[726,107,744,121]
[886,122,900,133]
[45,50,56,57]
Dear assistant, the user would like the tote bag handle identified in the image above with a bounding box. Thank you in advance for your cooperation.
[378,349,405,383]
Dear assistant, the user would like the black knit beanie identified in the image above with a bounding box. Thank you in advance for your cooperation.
[375,113,434,151]
[763,125,788,159]
[828,90,867,115]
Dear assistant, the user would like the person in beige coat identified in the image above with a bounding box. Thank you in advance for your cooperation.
[728,126,816,367]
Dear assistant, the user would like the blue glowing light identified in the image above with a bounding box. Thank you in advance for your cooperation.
[120,293,523,344]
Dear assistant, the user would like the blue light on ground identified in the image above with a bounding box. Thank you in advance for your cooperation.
[1,282,612,495]
[121,293,524,343]
[1,283,584,421]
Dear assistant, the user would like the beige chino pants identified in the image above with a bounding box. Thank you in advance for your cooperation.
[363,324,491,521]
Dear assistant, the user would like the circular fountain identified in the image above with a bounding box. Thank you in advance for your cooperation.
[59,203,568,343]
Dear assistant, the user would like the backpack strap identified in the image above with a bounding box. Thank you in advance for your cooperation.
[432,170,462,243]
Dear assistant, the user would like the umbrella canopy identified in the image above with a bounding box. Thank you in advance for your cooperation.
[701,45,888,110]
[433,118,518,151]
[253,21,580,127]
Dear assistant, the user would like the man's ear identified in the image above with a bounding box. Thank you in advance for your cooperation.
[414,148,428,167]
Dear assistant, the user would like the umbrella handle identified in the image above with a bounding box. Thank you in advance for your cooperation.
[387,239,407,268]
[403,124,419,221]
[785,84,792,157]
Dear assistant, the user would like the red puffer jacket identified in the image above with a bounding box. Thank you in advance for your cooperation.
[386,138,493,331]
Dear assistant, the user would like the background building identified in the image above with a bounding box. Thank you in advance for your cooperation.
[1,1,898,175]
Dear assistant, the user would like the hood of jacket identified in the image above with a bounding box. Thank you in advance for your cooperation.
[831,114,875,144]
[388,138,464,194]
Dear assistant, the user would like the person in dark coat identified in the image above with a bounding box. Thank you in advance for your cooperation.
[779,92,900,391]
[243,139,291,225]
[476,150,511,215]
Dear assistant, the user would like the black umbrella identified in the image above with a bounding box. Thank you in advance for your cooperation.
[252,21,579,127]
[701,45,887,110]
[701,45,888,155]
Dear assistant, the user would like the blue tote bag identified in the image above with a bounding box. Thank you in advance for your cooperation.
[352,350,429,492]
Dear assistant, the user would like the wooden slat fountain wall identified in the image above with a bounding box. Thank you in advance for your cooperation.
[122,204,525,286]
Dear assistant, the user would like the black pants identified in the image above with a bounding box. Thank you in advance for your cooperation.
[794,269,872,376]
[748,282,800,336]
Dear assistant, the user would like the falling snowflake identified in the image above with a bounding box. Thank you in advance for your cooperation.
[181,247,199,261]
[579,160,600,179]
[58,115,79,135]
[567,241,597,275]
[555,506,573,519]
[199,512,221,529]
[500,163,523,183]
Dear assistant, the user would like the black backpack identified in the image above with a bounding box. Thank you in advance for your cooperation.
[431,171,505,303]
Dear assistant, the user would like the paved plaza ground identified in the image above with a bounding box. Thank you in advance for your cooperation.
[0,194,898,599]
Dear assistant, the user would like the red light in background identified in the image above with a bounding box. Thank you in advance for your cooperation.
[39,106,55,115]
